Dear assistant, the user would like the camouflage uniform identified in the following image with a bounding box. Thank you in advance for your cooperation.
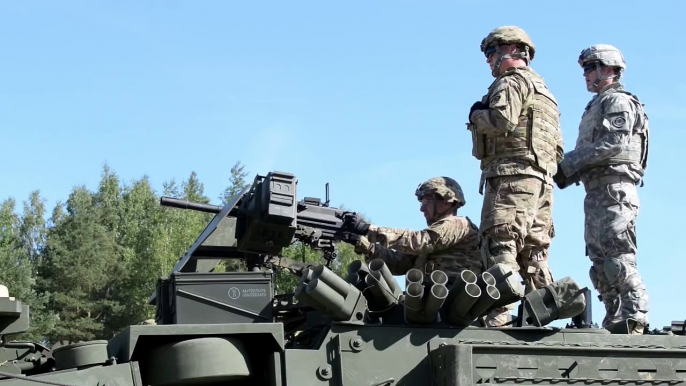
[556,44,649,334]
[354,216,483,279]
[347,177,483,282]
[468,26,563,326]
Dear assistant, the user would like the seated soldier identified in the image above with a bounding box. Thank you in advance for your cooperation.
[342,177,483,283]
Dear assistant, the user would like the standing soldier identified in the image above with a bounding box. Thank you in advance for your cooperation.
[342,177,483,284]
[467,26,563,327]
[554,44,649,334]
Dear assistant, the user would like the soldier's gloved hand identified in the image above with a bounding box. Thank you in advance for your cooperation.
[469,101,488,120]
[341,232,362,246]
[553,166,568,189]
[343,213,370,235]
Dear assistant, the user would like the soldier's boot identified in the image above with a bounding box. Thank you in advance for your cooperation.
[604,318,645,335]
[616,259,649,335]
[522,265,554,294]
[601,298,621,328]
[628,320,645,335]
[589,264,621,328]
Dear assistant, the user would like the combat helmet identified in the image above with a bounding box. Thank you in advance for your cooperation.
[415,177,465,208]
[578,44,626,70]
[480,26,535,77]
[578,44,625,89]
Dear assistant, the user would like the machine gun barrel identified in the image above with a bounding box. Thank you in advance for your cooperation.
[160,197,224,214]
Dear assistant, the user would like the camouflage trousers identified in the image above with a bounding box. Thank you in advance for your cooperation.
[584,179,648,334]
[478,175,556,327]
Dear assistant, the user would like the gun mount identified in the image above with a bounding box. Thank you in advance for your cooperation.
[0,170,684,386]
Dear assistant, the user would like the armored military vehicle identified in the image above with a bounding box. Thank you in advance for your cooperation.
[0,170,683,386]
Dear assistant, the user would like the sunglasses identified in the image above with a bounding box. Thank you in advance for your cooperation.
[583,63,597,74]
[484,46,497,58]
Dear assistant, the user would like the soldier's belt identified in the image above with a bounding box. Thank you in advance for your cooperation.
[584,175,636,192]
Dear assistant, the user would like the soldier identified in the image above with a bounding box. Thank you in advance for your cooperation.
[554,44,649,334]
[467,26,563,327]
[341,177,482,283]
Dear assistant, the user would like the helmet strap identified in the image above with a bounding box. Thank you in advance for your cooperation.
[591,62,620,90]
[431,200,457,223]
[492,45,530,77]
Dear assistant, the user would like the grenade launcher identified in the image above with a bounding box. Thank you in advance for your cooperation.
[159,171,354,276]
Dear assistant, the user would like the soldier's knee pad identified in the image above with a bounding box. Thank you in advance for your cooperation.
[589,265,604,301]
[589,266,599,289]
[603,258,624,285]
[491,254,518,273]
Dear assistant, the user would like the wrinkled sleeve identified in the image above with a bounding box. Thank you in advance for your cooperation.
[354,236,416,275]
[471,75,528,135]
[366,219,470,255]
[559,94,636,177]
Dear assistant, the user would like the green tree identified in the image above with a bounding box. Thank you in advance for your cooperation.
[38,186,125,343]
[0,196,57,341]
[220,161,249,204]
[18,191,47,268]
[109,175,165,327]
[93,163,121,233]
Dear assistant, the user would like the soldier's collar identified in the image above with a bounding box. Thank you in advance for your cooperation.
[430,214,457,225]
[598,81,624,94]
[498,65,530,76]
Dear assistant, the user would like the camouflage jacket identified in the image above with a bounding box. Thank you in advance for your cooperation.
[354,215,483,280]
[469,66,563,190]
[559,82,649,184]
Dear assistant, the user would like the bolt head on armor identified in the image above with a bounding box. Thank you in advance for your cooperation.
[578,44,626,70]
[480,25,536,61]
[415,177,465,208]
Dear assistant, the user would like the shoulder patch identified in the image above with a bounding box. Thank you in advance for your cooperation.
[602,92,634,115]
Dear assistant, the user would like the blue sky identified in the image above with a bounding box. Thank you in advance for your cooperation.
[1,1,683,330]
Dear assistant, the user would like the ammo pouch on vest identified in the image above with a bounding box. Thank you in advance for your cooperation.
[468,122,487,160]
[522,276,586,327]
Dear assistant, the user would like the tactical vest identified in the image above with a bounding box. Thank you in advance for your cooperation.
[471,68,563,176]
[576,86,649,173]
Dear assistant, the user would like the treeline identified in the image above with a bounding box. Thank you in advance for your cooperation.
[0,161,361,345]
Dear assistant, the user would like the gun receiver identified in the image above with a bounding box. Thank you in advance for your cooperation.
[159,171,351,275]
